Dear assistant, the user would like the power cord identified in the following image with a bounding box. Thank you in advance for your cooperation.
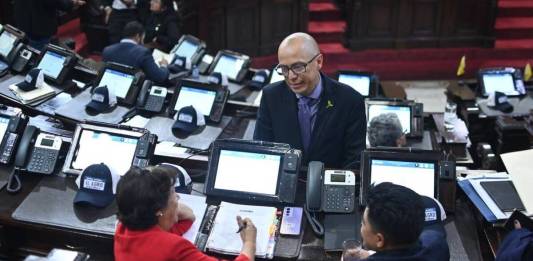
[6,168,21,194]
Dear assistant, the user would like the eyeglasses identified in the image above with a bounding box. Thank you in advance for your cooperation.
[275,53,321,76]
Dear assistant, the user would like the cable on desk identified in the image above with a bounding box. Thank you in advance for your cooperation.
[177,148,210,166]
[6,168,21,194]
[304,205,324,237]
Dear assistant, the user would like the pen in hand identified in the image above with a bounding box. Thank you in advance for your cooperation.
[236,215,247,233]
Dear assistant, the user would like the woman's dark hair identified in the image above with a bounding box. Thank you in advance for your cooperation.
[116,166,176,230]
[366,182,425,246]
[160,0,174,9]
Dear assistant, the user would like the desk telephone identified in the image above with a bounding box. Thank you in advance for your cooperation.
[137,80,167,113]
[306,161,356,213]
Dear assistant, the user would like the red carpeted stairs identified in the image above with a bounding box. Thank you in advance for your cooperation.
[308,0,348,54]
[56,18,88,55]
[495,0,533,49]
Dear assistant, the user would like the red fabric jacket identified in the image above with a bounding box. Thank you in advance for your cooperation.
[114,220,250,261]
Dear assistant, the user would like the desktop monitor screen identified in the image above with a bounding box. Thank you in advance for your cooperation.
[269,71,285,84]
[174,86,217,116]
[213,149,281,195]
[69,128,139,176]
[98,68,135,99]
[0,115,10,141]
[212,54,245,80]
[0,30,16,58]
[338,74,371,96]
[36,50,66,80]
[370,159,436,198]
[482,73,519,96]
[174,40,198,63]
[368,104,411,134]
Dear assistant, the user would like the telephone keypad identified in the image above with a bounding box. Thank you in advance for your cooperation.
[27,148,59,175]
[323,185,354,213]
[144,96,164,113]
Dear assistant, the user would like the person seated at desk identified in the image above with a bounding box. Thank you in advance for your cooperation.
[367,113,406,148]
[103,21,170,84]
[496,220,533,261]
[349,182,449,261]
[143,0,180,52]
[115,166,257,261]
[253,32,366,169]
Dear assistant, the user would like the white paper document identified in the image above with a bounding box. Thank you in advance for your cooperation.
[178,193,207,243]
[152,49,175,67]
[501,149,533,214]
[206,202,276,257]
[400,81,449,113]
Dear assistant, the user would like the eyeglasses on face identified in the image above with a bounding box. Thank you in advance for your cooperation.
[275,53,321,76]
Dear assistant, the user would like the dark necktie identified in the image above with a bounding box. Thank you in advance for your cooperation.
[298,96,318,151]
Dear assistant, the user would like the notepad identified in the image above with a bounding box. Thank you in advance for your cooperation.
[177,193,207,243]
[9,83,55,104]
[152,49,175,67]
[206,202,277,257]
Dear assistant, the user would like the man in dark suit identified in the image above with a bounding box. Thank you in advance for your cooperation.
[14,0,86,50]
[254,32,366,169]
[102,21,169,84]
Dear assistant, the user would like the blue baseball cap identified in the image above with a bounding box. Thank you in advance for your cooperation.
[74,163,115,208]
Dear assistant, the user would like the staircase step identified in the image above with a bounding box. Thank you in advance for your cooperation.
[498,1,533,17]
[495,38,533,49]
[495,17,533,29]
[309,2,342,21]
[319,43,349,54]
[496,27,533,39]
[308,21,346,33]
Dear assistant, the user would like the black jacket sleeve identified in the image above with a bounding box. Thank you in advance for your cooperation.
[253,90,274,142]
[342,94,366,169]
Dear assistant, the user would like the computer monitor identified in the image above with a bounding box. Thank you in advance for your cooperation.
[337,71,376,97]
[478,68,525,97]
[63,123,145,176]
[367,104,411,134]
[268,69,285,84]
[0,115,10,141]
[170,35,206,65]
[35,44,77,85]
[0,30,17,59]
[95,62,144,106]
[360,149,441,206]
[209,50,251,83]
[205,139,301,204]
[169,80,224,121]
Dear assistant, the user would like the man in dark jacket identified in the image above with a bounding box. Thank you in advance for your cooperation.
[347,183,450,261]
[13,0,86,50]
[102,21,169,83]
[253,32,366,169]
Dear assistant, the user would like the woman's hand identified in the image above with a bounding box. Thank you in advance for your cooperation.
[237,216,257,260]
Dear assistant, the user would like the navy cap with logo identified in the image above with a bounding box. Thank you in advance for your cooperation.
[86,85,117,113]
[492,91,514,113]
[207,72,228,86]
[16,68,45,92]
[157,163,192,194]
[172,105,205,138]
[74,163,115,208]
[421,196,446,233]
[248,69,269,90]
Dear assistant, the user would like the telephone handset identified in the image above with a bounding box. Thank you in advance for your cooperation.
[306,161,356,213]
[137,80,167,113]
[0,113,29,165]
[11,45,34,73]
[132,132,157,168]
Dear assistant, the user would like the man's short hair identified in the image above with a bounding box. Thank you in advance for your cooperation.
[367,113,404,147]
[367,182,425,246]
[122,21,145,39]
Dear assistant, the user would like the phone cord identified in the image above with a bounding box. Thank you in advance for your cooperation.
[6,168,21,194]
[304,205,324,237]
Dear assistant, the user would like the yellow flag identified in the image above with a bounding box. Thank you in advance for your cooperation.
[456,55,466,76]
[524,63,532,81]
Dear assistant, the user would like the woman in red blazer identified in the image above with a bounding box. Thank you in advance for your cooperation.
[114,166,257,261]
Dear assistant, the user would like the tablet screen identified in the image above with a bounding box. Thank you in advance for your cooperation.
[37,50,66,80]
[174,86,216,116]
[338,74,370,96]
[482,73,518,96]
[0,115,10,141]
[0,30,16,58]
[213,54,245,80]
[174,40,198,62]
[371,159,436,198]
[213,150,281,195]
[98,68,135,99]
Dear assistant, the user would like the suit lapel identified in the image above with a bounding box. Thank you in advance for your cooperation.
[308,75,335,156]
[282,83,303,150]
